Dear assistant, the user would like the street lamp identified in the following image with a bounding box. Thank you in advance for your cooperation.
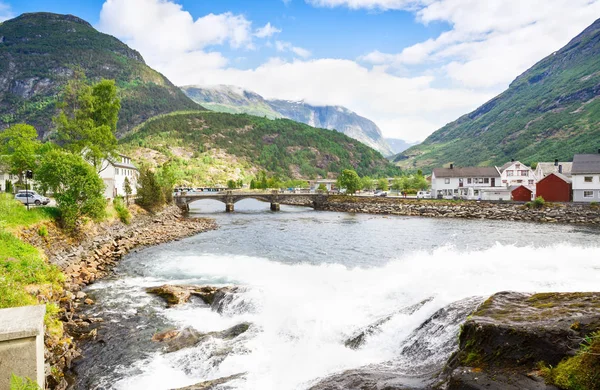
[24,170,33,211]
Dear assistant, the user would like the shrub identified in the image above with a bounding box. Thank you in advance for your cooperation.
[591,201,598,208]
[5,179,13,193]
[113,197,131,225]
[136,166,165,212]
[38,225,48,237]
[532,196,545,209]
[10,374,40,390]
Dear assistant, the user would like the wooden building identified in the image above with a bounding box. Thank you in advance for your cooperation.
[536,172,572,202]
[510,185,533,202]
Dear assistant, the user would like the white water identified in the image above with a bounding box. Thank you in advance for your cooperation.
[92,242,600,390]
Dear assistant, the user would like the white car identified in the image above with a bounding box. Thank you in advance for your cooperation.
[416,191,431,199]
[15,191,50,206]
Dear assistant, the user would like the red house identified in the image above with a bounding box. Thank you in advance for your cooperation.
[536,173,572,202]
[511,185,533,201]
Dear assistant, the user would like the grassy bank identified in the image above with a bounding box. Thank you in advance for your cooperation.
[0,193,64,336]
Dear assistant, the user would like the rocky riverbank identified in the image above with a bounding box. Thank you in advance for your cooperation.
[313,196,600,225]
[17,205,217,389]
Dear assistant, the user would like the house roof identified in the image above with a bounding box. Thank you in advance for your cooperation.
[572,154,600,174]
[497,160,530,173]
[112,161,138,170]
[539,172,572,183]
[536,162,573,177]
[433,167,500,178]
[509,185,533,193]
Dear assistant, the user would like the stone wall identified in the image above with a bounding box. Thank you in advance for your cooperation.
[313,196,600,224]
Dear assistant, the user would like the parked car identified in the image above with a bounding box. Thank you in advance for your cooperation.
[416,191,431,199]
[15,191,50,206]
[374,191,388,197]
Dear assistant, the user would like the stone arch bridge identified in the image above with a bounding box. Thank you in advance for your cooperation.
[174,191,327,212]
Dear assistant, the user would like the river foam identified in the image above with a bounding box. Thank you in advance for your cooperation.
[102,242,600,390]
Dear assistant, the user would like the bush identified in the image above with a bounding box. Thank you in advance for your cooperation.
[5,179,13,193]
[532,196,545,209]
[591,201,598,208]
[113,197,131,225]
[38,225,48,237]
[10,374,40,390]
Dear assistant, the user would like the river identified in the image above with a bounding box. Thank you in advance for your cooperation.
[72,199,600,390]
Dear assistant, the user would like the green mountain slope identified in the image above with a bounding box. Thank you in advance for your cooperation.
[396,18,600,171]
[181,85,395,156]
[120,112,399,184]
[0,12,201,138]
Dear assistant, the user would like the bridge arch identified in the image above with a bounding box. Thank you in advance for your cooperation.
[175,191,324,212]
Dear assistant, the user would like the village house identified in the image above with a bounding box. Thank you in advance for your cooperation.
[309,179,337,192]
[571,151,600,202]
[496,160,537,195]
[536,172,572,202]
[0,169,18,192]
[510,185,533,202]
[431,165,505,199]
[534,160,572,179]
[98,154,139,199]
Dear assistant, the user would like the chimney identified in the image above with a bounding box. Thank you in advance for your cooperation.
[554,159,558,166]
[511,158,515,162]
[598,148,600,154]
[450,164,454,169]
[559,165,563,174]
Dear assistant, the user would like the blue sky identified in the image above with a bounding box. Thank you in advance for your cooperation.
[3,0,600,141]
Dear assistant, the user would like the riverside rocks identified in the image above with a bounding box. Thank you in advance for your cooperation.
[440,291,600,389]
[147,285,237,308]
[172,373,246,390]
[153,323,251,353]
[312,196,600,225]
[19,205,217,390]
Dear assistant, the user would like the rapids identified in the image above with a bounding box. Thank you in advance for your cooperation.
[72,199,600,390]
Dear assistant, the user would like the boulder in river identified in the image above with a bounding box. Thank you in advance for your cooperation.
[441,291,600,389]
[159,323,252,353]
[172,373,246,390]
[146,285,236,308]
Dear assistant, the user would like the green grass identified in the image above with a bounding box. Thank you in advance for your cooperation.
[0,193,59,229]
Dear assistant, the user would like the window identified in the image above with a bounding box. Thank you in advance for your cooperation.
[528,180,534,185]
[444,178,450,184]
[584,176,593,183]
[484,178,489,184]
[520,170,529,176]
[515,164,521,169]
[478,178,484,184]
[584,191,594,198]
[507,171,514,176]
[467,178,472,184]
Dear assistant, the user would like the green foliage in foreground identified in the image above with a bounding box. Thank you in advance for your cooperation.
[10,374,41,390]
[121,112,399,180]
[113,197,131,225]
[136,166,166,212]
[337,169,361,194]
[0,229,63,309]
[540,331,600,390]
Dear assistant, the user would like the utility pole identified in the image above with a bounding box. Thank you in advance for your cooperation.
[25,170,33,211]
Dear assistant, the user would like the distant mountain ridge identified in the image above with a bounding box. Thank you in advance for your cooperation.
[396,18,600,171]
[181,85,395,156]
[0,12,201,138]
[385,138,419,155]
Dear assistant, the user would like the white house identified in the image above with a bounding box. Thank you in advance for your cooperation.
[497,160,537,190]
[534,160,572,179]
[0,170,19,192]
[431,165,503,199]
[98,154,139,199]
[571,152,600,202]
[309,179,337,192]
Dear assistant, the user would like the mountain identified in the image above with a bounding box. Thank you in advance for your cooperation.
[181,85,394,157]
[396,18,600,171]
[0,12,201,138]
[385,138,419,155]
[120,112,400,184]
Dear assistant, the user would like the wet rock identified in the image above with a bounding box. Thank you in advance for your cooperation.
[172,373,246,390]
[162,323,251,353]
[152,329,180,342]
[307,369,421,390]
[441,291,600,389]
[147,285,194,307]
[344,297,433,349]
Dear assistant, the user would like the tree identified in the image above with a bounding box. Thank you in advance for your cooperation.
[337,169,361,194]
[37,150,106,231]
[123,177,132,206]
[227,179,237,189]
[361,176,375,191]
[391,177,403,191]
[410,174,429,191]
[0,124,41,182]
[136,166,165,212]
[317,183,328,192]
[156,161,177,203]
[54,76,121,172]
[377,178,389,191]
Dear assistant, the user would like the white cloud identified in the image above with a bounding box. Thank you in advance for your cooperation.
[0,1,13,22]
[98,0,600,142]
[255,22,282,38]
[275,40,312,58]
